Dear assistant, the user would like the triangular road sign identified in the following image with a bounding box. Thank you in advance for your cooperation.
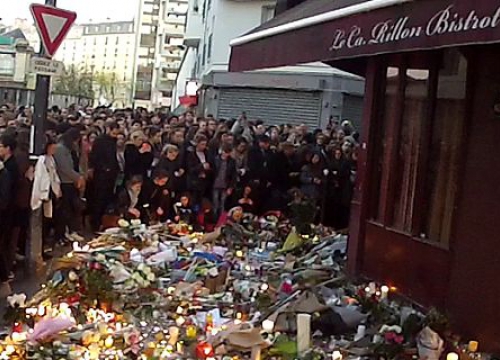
[30,4,77,58]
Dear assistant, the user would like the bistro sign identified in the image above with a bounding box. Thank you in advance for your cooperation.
[229,0,500,73]
[330,4,500,51]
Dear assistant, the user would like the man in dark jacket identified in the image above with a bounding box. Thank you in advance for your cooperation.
[212,145,237,217]
[0,134,18,278]
[0,160,12,297]
[88,122,120,230]
[247,135,273,213]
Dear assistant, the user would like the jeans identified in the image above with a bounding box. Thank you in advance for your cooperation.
[54,183,81,241]
[212,188,227,218]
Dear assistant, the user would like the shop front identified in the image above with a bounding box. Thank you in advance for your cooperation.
[230,0,500,352]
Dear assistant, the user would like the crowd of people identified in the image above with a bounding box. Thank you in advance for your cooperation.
[0,103,359,297]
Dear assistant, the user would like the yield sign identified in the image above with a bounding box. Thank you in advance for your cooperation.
[30,4,77,58]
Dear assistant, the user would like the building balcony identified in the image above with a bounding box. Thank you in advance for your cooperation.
[157,78,176,91]
[183,12,202,47]
[164,15,186,25]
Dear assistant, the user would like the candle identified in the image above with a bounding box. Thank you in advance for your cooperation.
[262,319,275,332]
[468,341,479,353]
[176,316,186,326]
[332,350,342,360]
[380,285,389,300]
[251,346,262,360]
[168,326,180,346]
[447,353,459,360]
[105,336,114,348]
[355,325,366,341]
[296,313,311,354]
[186,325,197,339]
[368,282,377,295]
[236,250,244,258]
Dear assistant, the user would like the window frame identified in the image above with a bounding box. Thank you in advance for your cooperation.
[368,50,468,249]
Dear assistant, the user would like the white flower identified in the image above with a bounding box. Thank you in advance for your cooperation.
[131,219,141,226]
[7,293,26,308]
[118,219,130,228]
[68,271,79,282]
[137,263,145,272]
[132,273,142,283]
[379,324,402,334]
[147,273,156,282]
[95,253,106,262]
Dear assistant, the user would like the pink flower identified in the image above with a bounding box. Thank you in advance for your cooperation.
[384,332,396,342]
[394,335,404,344]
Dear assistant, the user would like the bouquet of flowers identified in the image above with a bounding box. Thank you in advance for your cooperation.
[373,324,405,360]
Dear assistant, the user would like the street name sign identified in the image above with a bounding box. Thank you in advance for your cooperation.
[30,57,64,76]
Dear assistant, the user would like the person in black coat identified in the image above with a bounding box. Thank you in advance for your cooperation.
[139,169,172,223]
[157,144,185,198]
[324,147,352,229]
[211,145,237,217]
[268,142,300,211]
[186,134,212,207]
[247,135,274,213]
[116,175,144,220]
[124,130,154,180]
[88,122,120,230]
[0,160,11,293]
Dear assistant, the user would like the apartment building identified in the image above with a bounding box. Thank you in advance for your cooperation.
[55,21,136,107]
[173,0,366,129]
[134,0,188,109]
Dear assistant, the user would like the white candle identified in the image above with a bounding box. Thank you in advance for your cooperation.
[447,353,459,360]
[251,346,262,360]
[296,313,312,354]
[355,325,366,341]
[168,326,180,346]
[368,282,376,295]
[380,285,389,300]
[262,319,275,332]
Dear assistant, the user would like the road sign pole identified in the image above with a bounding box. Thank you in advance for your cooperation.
[28,0,57,273]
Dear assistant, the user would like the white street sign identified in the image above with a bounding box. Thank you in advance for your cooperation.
[30,57,63,76]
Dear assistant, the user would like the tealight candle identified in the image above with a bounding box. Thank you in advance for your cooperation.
[236,250,244,258]
[468,341,479,352]
[332,350,342,360]
[186,325,197,339]
[105,336,114,348]
[447,352,459,360]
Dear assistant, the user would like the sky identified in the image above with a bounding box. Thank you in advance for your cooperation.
[2,0,139,24]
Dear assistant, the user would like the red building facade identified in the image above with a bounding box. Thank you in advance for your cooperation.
[230,0,500,352]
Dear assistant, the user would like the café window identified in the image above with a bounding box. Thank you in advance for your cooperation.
[370,49,467,246]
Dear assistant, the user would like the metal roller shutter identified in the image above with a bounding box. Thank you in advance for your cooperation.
[341,94,364,131]
[217,88,322,128]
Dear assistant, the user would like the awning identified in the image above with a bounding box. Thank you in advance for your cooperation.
[229,0,500,72]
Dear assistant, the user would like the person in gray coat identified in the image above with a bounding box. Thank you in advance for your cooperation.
[53,128,85,244]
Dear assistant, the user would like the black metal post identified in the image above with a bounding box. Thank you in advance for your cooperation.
[32,0,56,155]
[28,0,57,273]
